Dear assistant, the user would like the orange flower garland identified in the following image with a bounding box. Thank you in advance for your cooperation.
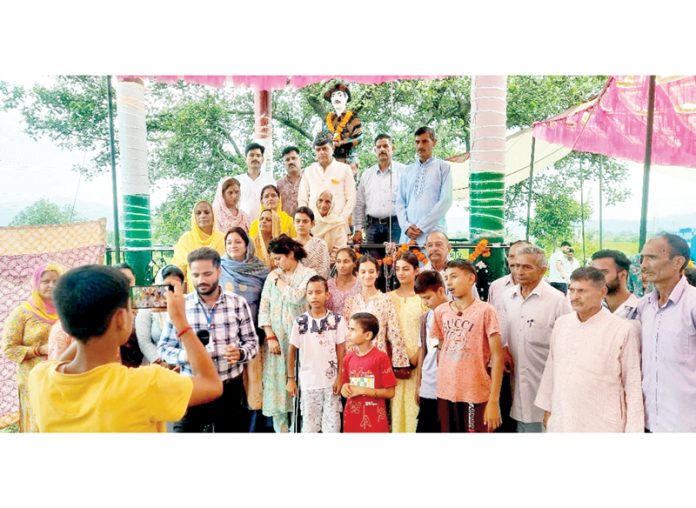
[468,239,491,260]
[326,111,354,142]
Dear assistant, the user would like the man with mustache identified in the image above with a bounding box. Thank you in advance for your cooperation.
[158,247,260,432]
[395,126,452,245]
[277,146,303,217]
[535,267,643,432]
[637,233,696,432]
[236,142,276,222]
[353,133,405,251]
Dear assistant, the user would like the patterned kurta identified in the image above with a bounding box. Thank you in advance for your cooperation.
[301,236,331,279]
[327,277,361,317]
[1,306,52,432]
[343,292,409,368]
[258,263,317,421]
[389,292,428,433]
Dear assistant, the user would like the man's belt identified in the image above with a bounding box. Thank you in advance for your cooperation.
[366,215,398,225]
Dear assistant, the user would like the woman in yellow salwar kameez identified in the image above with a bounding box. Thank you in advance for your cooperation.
[1,263,64,432]
[171,200,226,291]
[389,252,427,433]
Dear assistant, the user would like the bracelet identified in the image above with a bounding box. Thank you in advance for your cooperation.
[287,375,296,380]
[266,335,277,341]
[176,326,192,338]
[32,344,42,357]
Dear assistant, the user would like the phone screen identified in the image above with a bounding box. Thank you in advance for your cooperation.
[131,285,171,309]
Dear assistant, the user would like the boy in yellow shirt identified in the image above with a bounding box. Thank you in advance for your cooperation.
[28,265,223,432]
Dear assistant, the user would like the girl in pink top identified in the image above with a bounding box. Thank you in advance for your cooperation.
[431,259,504,433]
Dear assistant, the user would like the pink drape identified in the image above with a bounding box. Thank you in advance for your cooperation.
[119,75,443,91]
[533,76,696,168]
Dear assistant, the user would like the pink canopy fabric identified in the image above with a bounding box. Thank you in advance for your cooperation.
[119,75,442,91]
[533,76,696,168]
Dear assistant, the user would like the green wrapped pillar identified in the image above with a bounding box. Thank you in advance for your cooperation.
[469,76,507,282]
[116,78,152,284]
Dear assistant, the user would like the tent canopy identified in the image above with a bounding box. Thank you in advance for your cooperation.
[532,76,696,168]
[450,127,571,201]
[119,75,443,91]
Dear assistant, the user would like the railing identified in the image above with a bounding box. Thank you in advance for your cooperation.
[104,241,510,285]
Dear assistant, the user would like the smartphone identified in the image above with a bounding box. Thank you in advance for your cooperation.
[131,284,172,309]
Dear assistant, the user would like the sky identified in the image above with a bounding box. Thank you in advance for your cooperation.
[1,75,695,237]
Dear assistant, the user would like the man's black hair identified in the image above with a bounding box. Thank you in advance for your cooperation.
[591,249,631,273]
[414,126,436,140]
[245,142,265,156]
[560,241,571,247]
[374,133,392,144]
[53,265,130,342]
[187,247,221,268]
[281,146,300,157]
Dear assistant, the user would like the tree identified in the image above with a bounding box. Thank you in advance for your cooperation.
[1,75,630,245]
[528,192,592,250]
[10,198,81,226]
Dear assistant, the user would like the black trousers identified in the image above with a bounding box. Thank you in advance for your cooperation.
[366,218,401,292]
[416,397,440,433]
[495,372,516,433]
[173,375,249,433]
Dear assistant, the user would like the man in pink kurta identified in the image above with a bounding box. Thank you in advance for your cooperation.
[535,267,644,432]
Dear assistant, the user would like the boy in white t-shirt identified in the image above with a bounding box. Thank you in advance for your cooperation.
[287,275,346,432]
[414,270,449,432]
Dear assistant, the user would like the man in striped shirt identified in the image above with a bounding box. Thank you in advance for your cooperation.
[158,247,259,432]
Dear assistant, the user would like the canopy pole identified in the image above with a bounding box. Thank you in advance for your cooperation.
[639,75,657,251]
[599,156,604,249]
[580,159,586,264]
[525,136,536,241]
[254,89,273,176]
[106,76,121,263]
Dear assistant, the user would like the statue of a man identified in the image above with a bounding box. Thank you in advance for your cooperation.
[323,83,362,174]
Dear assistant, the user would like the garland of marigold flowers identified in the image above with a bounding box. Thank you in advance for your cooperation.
[326,111,354,141]
[468,239,491,260]
[351,239,490,267]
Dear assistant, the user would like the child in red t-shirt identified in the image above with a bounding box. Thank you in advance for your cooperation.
[341,312,396,432]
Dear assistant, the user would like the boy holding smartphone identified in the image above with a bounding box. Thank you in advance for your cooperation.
[28,265,223,432]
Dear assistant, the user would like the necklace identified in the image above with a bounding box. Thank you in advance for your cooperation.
[450,299,473,317]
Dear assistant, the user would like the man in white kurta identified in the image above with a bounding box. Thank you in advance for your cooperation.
[535,267,644,432]
[298,133,356,224]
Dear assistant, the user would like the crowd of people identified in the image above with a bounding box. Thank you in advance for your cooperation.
[2,120,696,433]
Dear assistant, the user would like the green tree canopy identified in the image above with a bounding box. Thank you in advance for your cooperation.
[0,75,629,245]
[10,198,81,226]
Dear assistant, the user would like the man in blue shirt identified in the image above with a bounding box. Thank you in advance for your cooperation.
[395,126,453,245]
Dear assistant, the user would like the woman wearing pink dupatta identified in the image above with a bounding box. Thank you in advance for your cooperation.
[213,176,250,234]
[1,263,64,431]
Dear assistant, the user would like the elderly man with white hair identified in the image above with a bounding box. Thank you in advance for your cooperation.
[500,245,571,432]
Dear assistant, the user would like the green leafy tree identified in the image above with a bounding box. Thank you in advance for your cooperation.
[1,75,631,246]
[10,198,81,226]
